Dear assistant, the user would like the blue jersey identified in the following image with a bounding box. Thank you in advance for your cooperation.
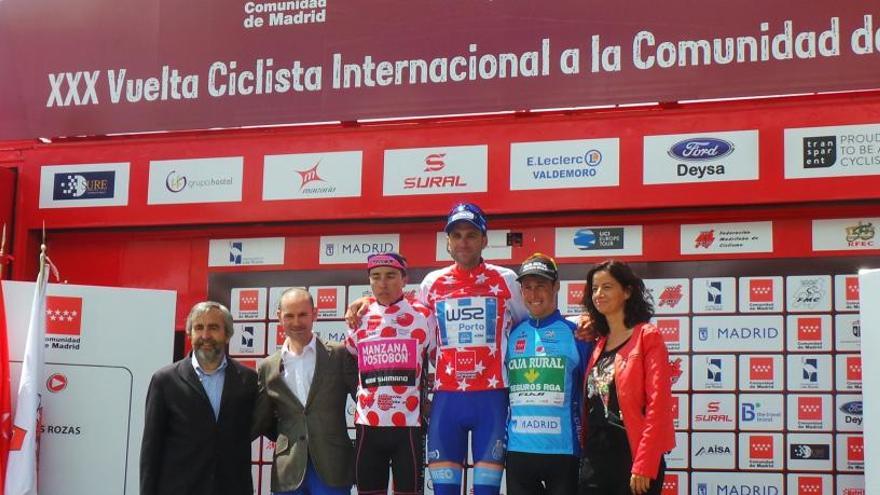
[505,310,591,456]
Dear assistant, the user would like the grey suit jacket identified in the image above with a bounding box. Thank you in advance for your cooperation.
[253,339,358,492]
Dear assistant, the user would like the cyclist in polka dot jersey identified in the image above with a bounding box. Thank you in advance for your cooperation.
[345,252,437,495]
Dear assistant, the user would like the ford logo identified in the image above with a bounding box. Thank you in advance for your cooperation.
[668,138,734,161]
[839,400,862,415]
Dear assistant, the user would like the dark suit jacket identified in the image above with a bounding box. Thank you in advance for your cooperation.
[140,355,258,495]
[253,339,357,493]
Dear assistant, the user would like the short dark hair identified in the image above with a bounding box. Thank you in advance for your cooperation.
[186,301,234,338]
[581,260,654,336]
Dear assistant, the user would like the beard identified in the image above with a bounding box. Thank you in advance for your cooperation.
[194,338,224,367]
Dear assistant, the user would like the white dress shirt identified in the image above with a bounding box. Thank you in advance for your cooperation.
[280,335,317,405]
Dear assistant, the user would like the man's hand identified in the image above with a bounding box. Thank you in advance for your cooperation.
[574,313,596,341]
[630,473,651,495]
[344,296,371,329]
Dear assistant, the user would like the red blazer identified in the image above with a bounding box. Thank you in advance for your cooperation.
[583,322,676,479]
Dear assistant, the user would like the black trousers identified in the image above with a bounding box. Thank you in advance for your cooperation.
[579,426,666,495]
[354,424,424,495]
[506,451,579,495]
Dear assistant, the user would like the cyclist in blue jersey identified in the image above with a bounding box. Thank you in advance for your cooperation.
[505,253,592,495]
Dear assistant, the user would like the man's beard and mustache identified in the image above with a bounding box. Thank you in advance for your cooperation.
[194,336,224,366]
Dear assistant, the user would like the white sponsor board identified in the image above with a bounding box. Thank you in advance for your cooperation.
[320,234,400,264]
[786,473,832,495]
[692,315,783,352]
[558,280,586,316]
[644,278,689,314]
[784,123,880,179]
[661,471,687,495]
[39,162,130,209]
[835,314,861,351]
[836,354,862,392]
[554,225,642,258]
[787,314,833,352]
[690,432,736,469]
[435,230,511,261]
[268,286,305,316]
[738,276,784,313]
[691,277,736,314]
[383,145,487,196]
[209,237,286,267]
[148,156,243,204]
[836,474,866,495]
[3,281,175,495]
[669,355,689,391]
[692,354,736,391]
[787,394,834,432]
[691,472,783,495]
[651,316,689,353]
[230,287,268,320]
[787,354,833,391]
[836,394,864,432]
[643,130,759,185]
[681,221,773,255]
[691,393,736,431]
[738,394,784,431]
[312,320,349,344]
[738,432,784,470]
[835,274,861,311]
[230,322,267,356]
[787,433,834,471]
[263,150,362,200]
[672,394,689,430]
[510,138,620,190]
[309,285,346,320]
[812,218,879,251]
[666,432,690,469]
[738,354,784,392]
[787,275,833,312]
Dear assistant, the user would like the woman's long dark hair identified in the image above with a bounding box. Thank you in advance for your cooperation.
[581,260,654,336]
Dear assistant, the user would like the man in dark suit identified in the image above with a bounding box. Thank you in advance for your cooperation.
[140,301,258,495]
[253,287,357,495]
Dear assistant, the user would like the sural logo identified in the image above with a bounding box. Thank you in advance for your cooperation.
[749,357,774,381]
[45,296,83,335]
[848,436,864,462]
[657,319,680,343]
[316,288,337,310]
[798,396,823,421]
[750,279,774,302]
[797,317,822,342]
[847,356,862,382]
[694,400,732,422]
[424,153,446,172]
[846,276,859,302]
[238,290,259,311]
[661,473,678,495]
[694,230,715,249]
[658,285,683,307]
[749,435,774,459]
[567,284,585,305]
[797,476,823,495]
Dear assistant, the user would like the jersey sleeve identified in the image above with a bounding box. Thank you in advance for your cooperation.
[502,269,528,324]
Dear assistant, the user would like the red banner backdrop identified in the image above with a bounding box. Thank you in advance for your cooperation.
[1,1,879,139]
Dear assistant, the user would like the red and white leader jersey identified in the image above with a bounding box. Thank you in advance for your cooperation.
[345,298,437,427]
[419,262,527,392]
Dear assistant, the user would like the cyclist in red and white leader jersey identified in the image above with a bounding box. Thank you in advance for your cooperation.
[345,252,437,495]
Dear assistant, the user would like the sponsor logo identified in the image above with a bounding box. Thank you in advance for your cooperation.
[803,136,836,168]
[797,317,822,343]
[229,241,243,264]
[296,161,336,194]
[165,170,186,192]
[661,473,678,495]
[790,443,830,460]
[707,358,723,383]
[209,237,285,267]
[567,284,584,305]
[404,153,467,190]
[846,356,862,382]
[802,358,819,383]
[658,285,684,308]
[706,281,723,304]
[749,435,774,460]
[658,319,680,343]
[320,234,399,264]
[455,350,476,372]
[839,400,863,416]
[694,400,733,424]
[669,137,734,161]
[845,276,860,303]
[792,278,827,309]
[669,357,684,386]
[573,228,624,250]
[740,400,782,426]
[149,157,242,205]
[424,153,446,172]
[697,483,708,495]
[798,396,823,423]
[316,288,337,310]
[844,221,875,247]
[52,171,116,200]
[750,279,774,303]
[239,290,259,312]
[797,476,824,495]
[750,357,774,381]
[842,490,865,495]
[46,373,68,393]
[694,230,715,248]
[694,444,731,456]
[514,337,526,354]
[164,170,233,193]
[645,131,759,184]
[510,415,562,434]
[45,296,83,351]
[510,138,619,190]
[848,436,864,462]
[240,326,255,349]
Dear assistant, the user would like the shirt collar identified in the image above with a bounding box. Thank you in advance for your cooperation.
[191,352,228,376]
[282,334,317,359]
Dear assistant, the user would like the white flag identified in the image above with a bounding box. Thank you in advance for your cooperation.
[4,265,48,495]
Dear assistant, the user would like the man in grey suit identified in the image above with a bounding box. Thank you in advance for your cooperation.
[141,301,258,495]
[253,287,357,495]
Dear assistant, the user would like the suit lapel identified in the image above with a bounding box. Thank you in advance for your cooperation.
[305,339,328,407]
[176,356,215,420]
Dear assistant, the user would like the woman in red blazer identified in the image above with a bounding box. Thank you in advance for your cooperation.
[578,260,675,495]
